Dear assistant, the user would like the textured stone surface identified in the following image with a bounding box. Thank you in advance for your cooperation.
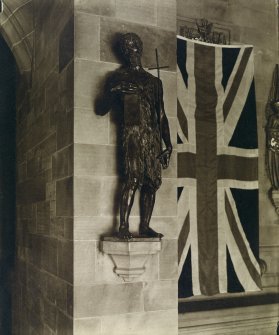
[101,309,178,335]
[41,237,58,275]
[43,299,57,331]
[74,216,115,240]
[74,317,101,335]
[74,59,118,109]
[52,146,73,180]
[74,282,144,317]
[13,1,34,35]
[74,144,117,176]
[74,241,96,285]
[57,311,73,335]
[57,110,74,150]
[36,202,50,235]
[157,0,177,31]
[17,175,46,204]
[75,0,116,16]
[74,176,120,216]
[0,0,34,73]
[115,0,157,26]
[58,240,74,283]
[74,108,109,145]
[143,280,177,311]
[59,17,74,72]
[159,239,178,280]
[56,177,73,216]
[75,12,100,61]
[45,274,69,313]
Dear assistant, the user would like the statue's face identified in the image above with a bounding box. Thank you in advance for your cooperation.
[121,33,143,63]
[272,100,279,113]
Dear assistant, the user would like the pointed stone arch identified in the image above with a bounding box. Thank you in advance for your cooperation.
[0,0,33,78]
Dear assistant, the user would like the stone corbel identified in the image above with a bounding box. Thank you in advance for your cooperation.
[101,237,161,282]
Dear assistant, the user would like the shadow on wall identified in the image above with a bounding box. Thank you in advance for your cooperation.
[0,35,16,335]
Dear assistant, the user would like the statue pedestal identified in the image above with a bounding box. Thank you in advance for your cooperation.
[101,237,161,282]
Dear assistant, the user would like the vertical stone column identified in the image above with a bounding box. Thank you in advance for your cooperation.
[73,1,178,334]
[13,1,75,334]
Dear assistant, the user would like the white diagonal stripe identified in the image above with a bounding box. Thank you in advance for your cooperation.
[188,180,201,295]
[223,47,245,98]
[224,50,254,145]
[217,184,228,293]
[217,147,258,157]
[218,179,259,189]
[225,188,261,274]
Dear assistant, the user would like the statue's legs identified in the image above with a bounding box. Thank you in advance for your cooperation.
[119,178,138,239]
[139,184,163,238]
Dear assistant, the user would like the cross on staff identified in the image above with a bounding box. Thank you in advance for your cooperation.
[148,48,170,161]
[148,48,169,79]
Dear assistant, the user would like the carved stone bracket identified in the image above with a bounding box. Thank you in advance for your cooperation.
[101,237,161,282]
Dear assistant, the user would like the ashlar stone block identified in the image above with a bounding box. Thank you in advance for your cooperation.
[75,0,116,16]
[58,240,73,284]
[143,279,177,311]
[74,144,117,176]
[75,12,100,61]
[74,241,95,285]
[74,107,109,145]
[74,216,115,241]
[157,0,177,32]
[74,317,101,335]
[57,311,73,335]
[115,0,156,26]
[74,176,120,217]
[101,309,178,335]
[74,282,144,318]
[56,177,73,216]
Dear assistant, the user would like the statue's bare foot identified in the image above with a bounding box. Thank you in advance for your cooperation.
[118,226,133,240]
[139,226,163,239]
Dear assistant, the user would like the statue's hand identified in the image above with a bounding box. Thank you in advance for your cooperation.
[157,147,172,169]
[111,82,142,94]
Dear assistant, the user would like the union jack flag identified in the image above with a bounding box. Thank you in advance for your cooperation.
[177,36,262,296]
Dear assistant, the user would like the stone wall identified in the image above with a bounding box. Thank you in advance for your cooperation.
[73,1,178,334]
[0,0,33,77]
[13,1,74,334]
[0,35,16,335]
[177,0,279,291]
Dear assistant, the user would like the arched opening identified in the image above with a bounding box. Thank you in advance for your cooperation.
[0,33,16,335]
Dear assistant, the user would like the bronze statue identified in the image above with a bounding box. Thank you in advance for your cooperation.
[107,33,172,239]
[267,100,279,190]
[266,64,279,214]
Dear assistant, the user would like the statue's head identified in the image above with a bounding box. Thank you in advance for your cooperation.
[119,33,143,62]
[271,99,279,114]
